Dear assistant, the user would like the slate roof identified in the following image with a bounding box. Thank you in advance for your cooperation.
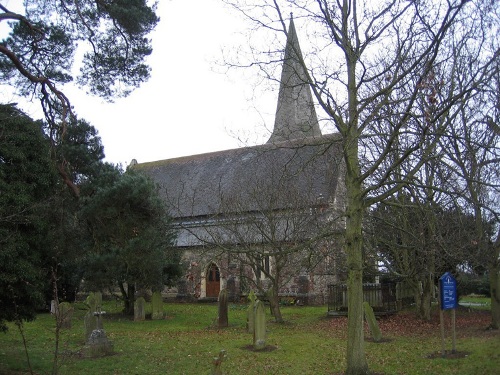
[134,134,344,221]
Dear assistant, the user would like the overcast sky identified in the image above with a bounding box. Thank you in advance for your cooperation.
[2,0,282,166]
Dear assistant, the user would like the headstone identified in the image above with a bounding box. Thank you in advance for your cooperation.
[50,300,57,315]
[86,305,106,342]
[57,302,74,329]
[134,297,146,321]
[86,329,114,357]
[84,292,102,341]
[84,311,97,342]
[363,302,382,342]
[85,292,102,314]
[253,300,266,350]
[218,288,229,328]
[227,276,238,302]
[151,291,164,320]
[246,291,257,333]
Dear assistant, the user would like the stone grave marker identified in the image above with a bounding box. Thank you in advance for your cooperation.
[246,291,257,333]
[134,297,146,321]
[84,292,102,341]
[227,276,238,302]
[86,329,114,357]
[363,301,382,342]
[151,291,164,320]
[253,300,266,350]
[218,288,228,328]
[84,305,113,357]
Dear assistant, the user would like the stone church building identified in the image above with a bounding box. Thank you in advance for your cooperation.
[133,18,347,305]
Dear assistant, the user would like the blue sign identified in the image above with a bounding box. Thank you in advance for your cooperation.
[439,272,458,310]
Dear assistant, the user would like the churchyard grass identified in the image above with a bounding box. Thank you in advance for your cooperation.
[0,300,498,374]
[459,295,491,310]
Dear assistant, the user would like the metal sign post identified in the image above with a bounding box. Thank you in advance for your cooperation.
[438,272,458,357]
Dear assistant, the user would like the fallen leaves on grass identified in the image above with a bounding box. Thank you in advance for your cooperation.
[318,307,495,339]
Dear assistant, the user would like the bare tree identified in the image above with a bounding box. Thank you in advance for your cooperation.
[440,59,500,328]
[368,194,479,320]
[201,156,343,322]
[222,1,499,373]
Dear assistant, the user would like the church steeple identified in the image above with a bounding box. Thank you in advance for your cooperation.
[267,16,321,144]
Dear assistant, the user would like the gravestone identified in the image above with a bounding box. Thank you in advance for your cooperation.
[86,329,114,357]
[253,300,266,350]
[50,300,57,315]
[57,302,74,329]
[86,305,106,342]
[246,291,257,333]
[218,288,228,328]
[134,297,146,321]
[151,291,164,320]
[84,292,103,341]
[85,292,102,314]
[363,302,382,342]
[84,311,96,342]
[85,306,113,357]
[227,276,238,302]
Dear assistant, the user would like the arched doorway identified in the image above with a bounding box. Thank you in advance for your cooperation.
[205,263,220,298]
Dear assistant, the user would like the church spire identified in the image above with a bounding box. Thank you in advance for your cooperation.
[267,15,321,144]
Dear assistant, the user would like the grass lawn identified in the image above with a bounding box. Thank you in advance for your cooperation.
[459,295,491,310]
[0,299,498,374]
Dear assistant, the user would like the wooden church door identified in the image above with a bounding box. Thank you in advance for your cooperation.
[206,263,220,298]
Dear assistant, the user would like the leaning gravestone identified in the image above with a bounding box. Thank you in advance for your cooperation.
[363,301,382,342]
[151,291,164,320]
[253,300,266,350]
[134,297,146,321]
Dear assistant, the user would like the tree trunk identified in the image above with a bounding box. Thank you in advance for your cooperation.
[419,277,433,321]
[489,263,500,330]
[268,285,284,323]
[488,230,500,329]
[344,138,369,375]
[120,283,135,316]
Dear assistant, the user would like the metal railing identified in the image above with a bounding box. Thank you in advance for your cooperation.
[327,283,401,316]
